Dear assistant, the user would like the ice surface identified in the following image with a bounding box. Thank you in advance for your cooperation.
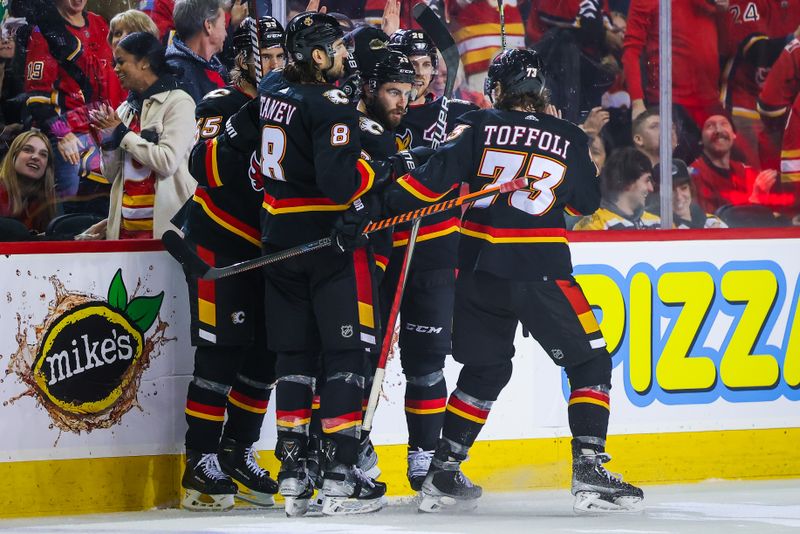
[1,479,798,533]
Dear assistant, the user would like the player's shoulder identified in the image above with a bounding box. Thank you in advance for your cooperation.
[357,112,387,137]
[302,84,352,106]
[641,211,661,225]
[197,86,249,113]
[448,98,480,114]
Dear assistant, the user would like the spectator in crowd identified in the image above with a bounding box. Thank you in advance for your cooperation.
[450,0,526,93]
[140,0,178,39]
[1,20,25,158]
[631,108,677,167]
[166,0,232,103]
[81,32,196,240]
[622,0,728,128]
[719,1,798,169]
[526,0,621,123]
[108,9,160,49]
[0,130,57,234]
[689,114,795,215]
[23,0,124,202]
[758,37,800,204]
[654,158,726,229]
[574,146,661,230]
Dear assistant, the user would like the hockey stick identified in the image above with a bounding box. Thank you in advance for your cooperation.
[161,177,528,281]
[498,0,507,51]
[363,3,463,434]
[247,0,262,83]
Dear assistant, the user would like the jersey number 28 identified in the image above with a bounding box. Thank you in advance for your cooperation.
[473,148,567,216]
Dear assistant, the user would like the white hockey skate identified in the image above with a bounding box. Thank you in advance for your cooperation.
[418,442,481,513]
[320,462,387,515]
[571,444,644,514]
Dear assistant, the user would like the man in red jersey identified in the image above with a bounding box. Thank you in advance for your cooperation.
[623,0,729,127]
[24,0,124,202]
[690,114,795,216]
[758,37,800,219]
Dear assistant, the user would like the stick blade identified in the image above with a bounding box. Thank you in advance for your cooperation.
[161,230,211,278]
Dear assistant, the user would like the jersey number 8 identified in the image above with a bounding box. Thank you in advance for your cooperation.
[473,148,567,216]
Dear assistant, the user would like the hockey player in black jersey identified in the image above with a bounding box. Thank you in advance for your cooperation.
[351,33,418,484]
[385,28,479,491]
[303,31,418,507]
[176,17,285,512]
[382,49,644,514]
[202,11,398,516]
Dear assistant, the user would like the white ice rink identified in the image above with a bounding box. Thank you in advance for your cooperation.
[2,479,799,534]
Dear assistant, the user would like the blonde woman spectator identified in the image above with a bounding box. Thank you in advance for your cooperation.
[83,32,196,240]
[0,130,57,234]
[108,10,160,49]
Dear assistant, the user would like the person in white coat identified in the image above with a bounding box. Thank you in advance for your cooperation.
[82,31,196,240]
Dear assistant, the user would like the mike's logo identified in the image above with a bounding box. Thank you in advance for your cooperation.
[7,269,170,433]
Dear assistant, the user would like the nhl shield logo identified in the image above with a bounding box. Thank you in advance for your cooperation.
[550,348,564,360]
[341,324,354,338]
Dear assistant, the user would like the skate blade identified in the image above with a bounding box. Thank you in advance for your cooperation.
[234,488,275,507]
[418,492,479,514]
[321,495,387,516]
[573,491,644,514]
[182,489,235,512]
[305,494,325,517]
[283,496,311,517]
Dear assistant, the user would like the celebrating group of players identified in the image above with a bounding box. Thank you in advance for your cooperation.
[173,8,643,518]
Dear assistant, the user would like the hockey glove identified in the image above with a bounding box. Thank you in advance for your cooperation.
[390,146,436,176]
[224,98,261,152]
[331,195,378,254]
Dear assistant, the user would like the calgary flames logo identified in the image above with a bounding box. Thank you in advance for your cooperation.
[395,128,413,151]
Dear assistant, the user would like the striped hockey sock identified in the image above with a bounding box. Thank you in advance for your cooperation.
[405,371,447,451]
[568,385,610,450]
[223,373,271,445]
[185,380,227,453]
[275,374,314,441]
[441,388,493,453]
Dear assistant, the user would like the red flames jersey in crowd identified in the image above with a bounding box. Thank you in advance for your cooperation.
[140,0,176,39]
[449,0,525,76]
[24,12,124,134]
[766,0,800,37]
[622,0,725,123]
[525,0,608,43]
[720,0,771,116]
[690,153,796,213]
[759,38,800,184]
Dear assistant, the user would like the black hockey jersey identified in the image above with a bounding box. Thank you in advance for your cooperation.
[392,94,479,270]
[356,107,398,271]
[183,86,263,259]
[386,109,600,280]
[212,72,381,248]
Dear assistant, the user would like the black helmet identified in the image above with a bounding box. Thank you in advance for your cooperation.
[344,25,390,73]
[484,49,546,103]
[364,50,416,88]
[388,29,438,72]
[258,16,285,49]
[233,16,285,55]
[284,11,344,63]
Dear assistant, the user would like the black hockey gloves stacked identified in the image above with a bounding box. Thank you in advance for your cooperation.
[331,194,380,253]
[389,146,436,177]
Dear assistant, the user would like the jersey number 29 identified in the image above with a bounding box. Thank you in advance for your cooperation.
[473,148,567,216]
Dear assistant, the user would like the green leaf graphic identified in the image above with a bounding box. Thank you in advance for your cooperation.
[125,292,164,333]
[107,269,128,311]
